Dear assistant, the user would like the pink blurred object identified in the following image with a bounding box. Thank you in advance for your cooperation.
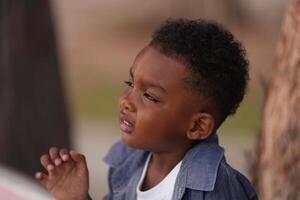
[0,186,29,200]
[0,165,52,200]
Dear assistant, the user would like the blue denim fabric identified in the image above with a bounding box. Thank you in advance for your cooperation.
[103,133,258,200]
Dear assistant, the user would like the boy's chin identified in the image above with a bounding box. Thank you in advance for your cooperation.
[121,133,144,149]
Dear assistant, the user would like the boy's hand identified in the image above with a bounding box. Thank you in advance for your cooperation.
[35,147,91,200]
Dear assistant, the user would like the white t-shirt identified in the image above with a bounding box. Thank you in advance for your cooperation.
[136,153,182,200]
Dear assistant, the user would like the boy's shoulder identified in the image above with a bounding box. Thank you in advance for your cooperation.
[209,160,258,199]
[182,157,258,200]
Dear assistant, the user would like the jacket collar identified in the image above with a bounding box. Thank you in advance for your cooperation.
[178,133,224,191]
[103,140,140,168]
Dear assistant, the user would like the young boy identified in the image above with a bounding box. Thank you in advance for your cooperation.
[35,19,258,200]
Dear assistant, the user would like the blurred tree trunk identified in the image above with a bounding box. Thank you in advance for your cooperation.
[0,0,71,176]
[256,0,300,199]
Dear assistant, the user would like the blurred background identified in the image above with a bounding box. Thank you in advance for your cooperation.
[0,0,287,199]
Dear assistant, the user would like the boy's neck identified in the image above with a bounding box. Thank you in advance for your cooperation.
[141,144,191,191]
[150,150,185,172]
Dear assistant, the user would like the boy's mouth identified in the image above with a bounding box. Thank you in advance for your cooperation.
[119,113,134,134]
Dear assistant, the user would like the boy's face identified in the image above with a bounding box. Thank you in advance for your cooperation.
[118,47,200,152]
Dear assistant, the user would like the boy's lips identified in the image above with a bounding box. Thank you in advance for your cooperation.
[119,112,135,134]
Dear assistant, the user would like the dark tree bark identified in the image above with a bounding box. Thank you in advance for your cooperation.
[0,0,71,176]
[256,0,300,199]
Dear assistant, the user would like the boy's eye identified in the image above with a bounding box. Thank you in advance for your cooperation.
[124,80,133,88]
[143,92,159,103]
[123,80,160,104]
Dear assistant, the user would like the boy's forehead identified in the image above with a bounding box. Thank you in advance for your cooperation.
[132,47,188,80]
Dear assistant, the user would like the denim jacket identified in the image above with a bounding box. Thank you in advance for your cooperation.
[103,133,258,200]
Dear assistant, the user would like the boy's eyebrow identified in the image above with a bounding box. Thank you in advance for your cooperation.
[145,82,167,94]
[129,67,167,94]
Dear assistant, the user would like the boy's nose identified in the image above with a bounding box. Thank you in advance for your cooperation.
[119,95,136,113]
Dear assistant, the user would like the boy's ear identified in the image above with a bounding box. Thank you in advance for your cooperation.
[187,113,215,141]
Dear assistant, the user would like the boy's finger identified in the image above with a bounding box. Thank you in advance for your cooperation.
[49,146,59,161]
[49,147,63,166]
[40,154,54,172]
[70,150,86,164]
[35,172,48,186]
[59,148,70,162]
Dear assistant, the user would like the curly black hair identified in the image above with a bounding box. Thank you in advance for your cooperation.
[149,19,249,124]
